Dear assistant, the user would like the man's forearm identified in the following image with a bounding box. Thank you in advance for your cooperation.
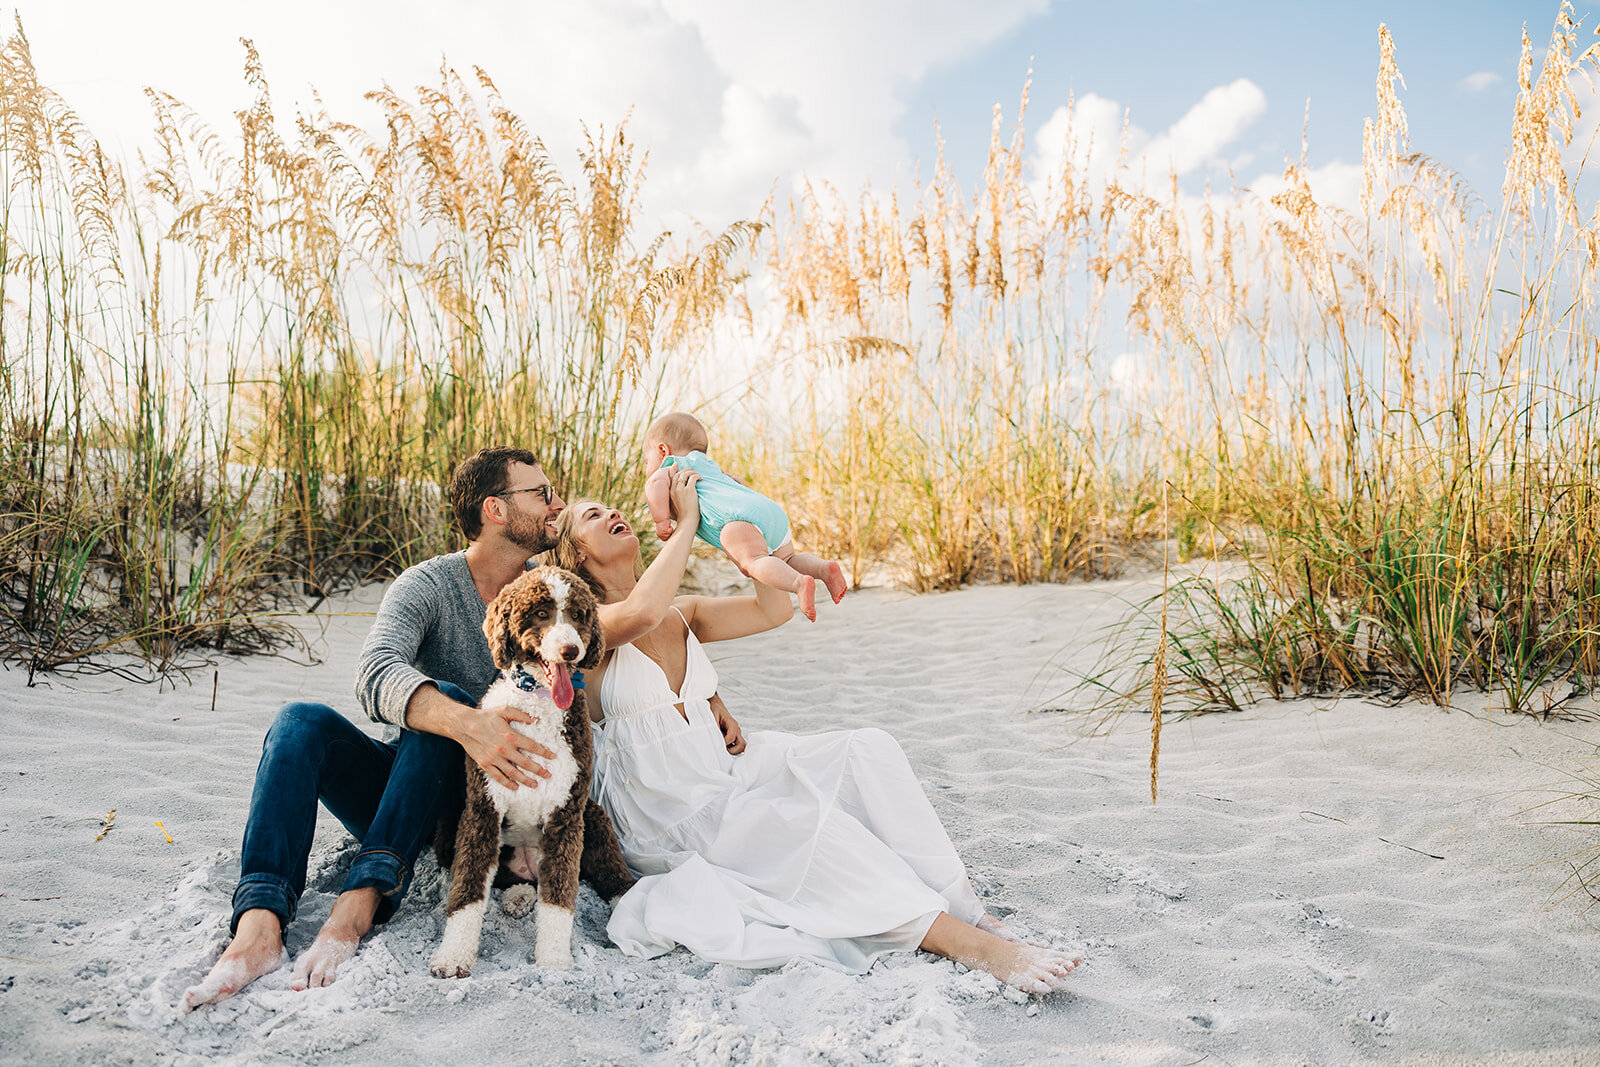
[403,682,469,742]
[406,681,554,790]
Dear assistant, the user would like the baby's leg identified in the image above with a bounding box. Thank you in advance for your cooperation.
[780,547,847,605]
[722,522,818,621]
[643,467,676,540]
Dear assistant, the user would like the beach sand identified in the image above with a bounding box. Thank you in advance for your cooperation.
[3,572,1599,1065]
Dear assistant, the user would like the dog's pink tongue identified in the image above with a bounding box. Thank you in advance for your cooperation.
[549,662,574,709]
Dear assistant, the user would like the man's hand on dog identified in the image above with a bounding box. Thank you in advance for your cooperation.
[461,704,555,789]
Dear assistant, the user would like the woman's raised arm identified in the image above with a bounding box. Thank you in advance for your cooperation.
[597,472,701,648]
[677,572,793,644]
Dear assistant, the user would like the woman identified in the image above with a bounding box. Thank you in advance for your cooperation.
[551,471,1078,994]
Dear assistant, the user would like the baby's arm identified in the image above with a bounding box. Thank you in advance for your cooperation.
[644,466,676,539]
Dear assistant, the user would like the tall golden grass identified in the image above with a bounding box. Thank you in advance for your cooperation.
[735,6,1600,715]
[0,23,748,676]
[4,7,1600,717]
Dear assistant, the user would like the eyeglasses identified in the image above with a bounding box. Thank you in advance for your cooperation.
[496,483,556,505]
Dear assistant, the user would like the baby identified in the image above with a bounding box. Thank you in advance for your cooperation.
[643,412,847,621]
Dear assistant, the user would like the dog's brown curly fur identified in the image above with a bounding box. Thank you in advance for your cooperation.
[430,567,635,976]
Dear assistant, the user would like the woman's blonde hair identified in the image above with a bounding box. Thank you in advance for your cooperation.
[550,500,645,590]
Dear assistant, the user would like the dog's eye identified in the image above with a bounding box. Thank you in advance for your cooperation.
[535,608,549,618]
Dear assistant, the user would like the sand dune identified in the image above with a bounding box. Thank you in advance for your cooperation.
[2,574,1598,1065]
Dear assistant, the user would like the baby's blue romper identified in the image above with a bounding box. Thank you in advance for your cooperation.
[661,451,790,553]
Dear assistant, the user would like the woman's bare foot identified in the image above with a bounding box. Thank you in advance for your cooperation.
[983,940,1081,995]
[181,909,287,1011]
[975,912,1052,948]
[289,888,378,991]
[822,561,847,605]
[922,913,1081,995]
[976,913,1020,942]
[796,575,817,622]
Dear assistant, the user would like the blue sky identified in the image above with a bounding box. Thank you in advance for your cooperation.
[5,1,1593,229]
[908,1,1588,205]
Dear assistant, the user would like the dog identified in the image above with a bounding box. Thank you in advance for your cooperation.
[429,566,635,977]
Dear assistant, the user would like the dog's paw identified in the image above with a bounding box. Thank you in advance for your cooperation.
[502,884,538,918]
[534,903,576,970]
[534,943,574,970]
[429,952,475,979]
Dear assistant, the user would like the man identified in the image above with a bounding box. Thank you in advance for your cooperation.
[182,446,574,1008]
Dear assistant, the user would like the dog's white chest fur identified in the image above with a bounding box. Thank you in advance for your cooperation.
[479,678,581,832]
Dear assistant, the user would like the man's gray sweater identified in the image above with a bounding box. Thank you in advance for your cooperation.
[355,551,500,728]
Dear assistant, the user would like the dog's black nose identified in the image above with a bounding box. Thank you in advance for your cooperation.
[561,644,580,662]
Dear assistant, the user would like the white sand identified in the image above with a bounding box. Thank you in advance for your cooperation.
[3,573,1599,1065]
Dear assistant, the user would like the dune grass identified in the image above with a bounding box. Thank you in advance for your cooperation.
[0,26,746,674]
[3,7,1600,720]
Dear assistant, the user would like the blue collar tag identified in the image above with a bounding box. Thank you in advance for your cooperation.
[506,664,586,692]
[508,663,545,693]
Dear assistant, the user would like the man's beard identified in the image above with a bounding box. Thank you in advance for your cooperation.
[505,511,556,554]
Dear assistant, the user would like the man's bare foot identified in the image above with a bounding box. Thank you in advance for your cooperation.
[796,575,817,622]
[922,913,1081,995]
[822,561,847,605]
[290,888,378,991]
[181,909,287,1011]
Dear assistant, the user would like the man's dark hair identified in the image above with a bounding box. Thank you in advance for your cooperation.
[448,446,540,541]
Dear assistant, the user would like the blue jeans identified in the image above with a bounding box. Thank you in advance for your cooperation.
[230,682,470,932]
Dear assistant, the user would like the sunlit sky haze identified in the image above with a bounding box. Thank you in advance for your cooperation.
[5,1,1591,233]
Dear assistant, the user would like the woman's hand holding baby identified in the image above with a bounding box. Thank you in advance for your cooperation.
[666,467,700,535]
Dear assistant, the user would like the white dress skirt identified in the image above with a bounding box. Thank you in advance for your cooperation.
[591,611,985,972]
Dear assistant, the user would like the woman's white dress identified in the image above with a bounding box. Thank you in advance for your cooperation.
[592,611,985,972]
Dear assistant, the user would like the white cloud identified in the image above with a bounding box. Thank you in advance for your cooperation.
[1142,79,1268,178]
[1458,71,1503,93]
[1109,351,1154,394]
[1027,78,1267,199]
[1032,92,1135,188]
[1248,161,1365,215]
[4,0,1048,234]
[654,0,1048,216]
[6,1,721,181]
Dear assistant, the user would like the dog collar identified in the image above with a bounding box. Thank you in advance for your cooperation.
[505,663,585,692]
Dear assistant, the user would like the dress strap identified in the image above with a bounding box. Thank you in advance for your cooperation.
[671,605,689,625]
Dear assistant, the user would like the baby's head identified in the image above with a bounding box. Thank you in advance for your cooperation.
[643,411,710,476]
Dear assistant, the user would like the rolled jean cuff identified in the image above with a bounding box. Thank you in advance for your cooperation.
[343,847,409,925]
[232,874,296,934]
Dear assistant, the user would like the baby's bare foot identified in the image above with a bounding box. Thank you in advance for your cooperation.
[796,576,817,622]
[823,561,847,604]
[181,912,286,1011]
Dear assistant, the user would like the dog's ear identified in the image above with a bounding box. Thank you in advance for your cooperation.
[483,586,519,671]
[579,605,605,670]
[566,571,606,670]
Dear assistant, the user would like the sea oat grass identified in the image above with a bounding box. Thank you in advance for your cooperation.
[0,26,738,673]
[7,7,1600,709]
